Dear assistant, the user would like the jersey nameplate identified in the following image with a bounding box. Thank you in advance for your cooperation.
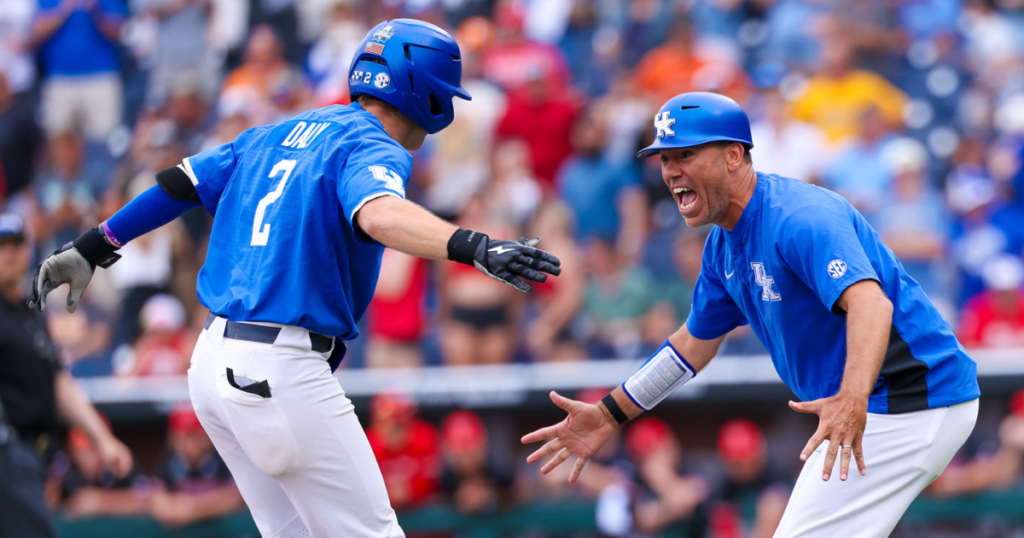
[277,121,333,150]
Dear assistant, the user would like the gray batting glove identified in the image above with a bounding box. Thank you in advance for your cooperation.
[29,244,94,313]
[29,228,122,312]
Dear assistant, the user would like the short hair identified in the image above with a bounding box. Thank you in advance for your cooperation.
[354,94,401,117]
[715,141,752,164]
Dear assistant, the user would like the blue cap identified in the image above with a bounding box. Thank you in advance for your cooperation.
[349,19,472,135]
[637,92,753,158]
[0,213,25,243]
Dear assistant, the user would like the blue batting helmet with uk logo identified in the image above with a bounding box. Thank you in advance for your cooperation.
[637,92,753,158]
[349,19,471,135]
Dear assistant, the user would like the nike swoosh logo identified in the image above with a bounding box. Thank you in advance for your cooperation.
[488,245,517,256]
[725,270,735,280]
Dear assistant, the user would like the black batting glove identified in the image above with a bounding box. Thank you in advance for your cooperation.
[447,229,562,293]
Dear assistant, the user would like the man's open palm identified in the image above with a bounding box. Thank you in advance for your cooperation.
[521,391,617,483]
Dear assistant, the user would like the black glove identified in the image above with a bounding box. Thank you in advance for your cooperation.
[447,229,561,293]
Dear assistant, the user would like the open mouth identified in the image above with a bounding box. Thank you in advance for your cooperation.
[672,187,699,214]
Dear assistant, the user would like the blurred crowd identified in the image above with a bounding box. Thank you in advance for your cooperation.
[6,0,1024,533]
[2,0,1024,372]
[45,403,244,527]
[43,389,1024,537]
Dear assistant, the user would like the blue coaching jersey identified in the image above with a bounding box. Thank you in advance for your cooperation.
[181,102,412,338]
[687,173,979,414]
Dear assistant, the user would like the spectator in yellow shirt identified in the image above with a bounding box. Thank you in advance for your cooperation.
[789,35,907,146]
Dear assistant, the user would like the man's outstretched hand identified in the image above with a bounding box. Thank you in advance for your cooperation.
[521,391,617,483]
[789,390,868,482]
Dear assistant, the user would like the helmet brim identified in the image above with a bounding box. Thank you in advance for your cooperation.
[636,136,754,159]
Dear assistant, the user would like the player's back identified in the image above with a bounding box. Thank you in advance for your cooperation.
[186,103,412,338]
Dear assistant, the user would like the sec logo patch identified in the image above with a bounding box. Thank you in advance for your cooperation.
[827,259,847,279]
[374,73,390,89]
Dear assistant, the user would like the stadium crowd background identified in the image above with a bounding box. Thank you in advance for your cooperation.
[2,0,1024,535]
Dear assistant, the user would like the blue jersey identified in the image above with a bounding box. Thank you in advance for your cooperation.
[687,173,979,414]
[182,103,412,338]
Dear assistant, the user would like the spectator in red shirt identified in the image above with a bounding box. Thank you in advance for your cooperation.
[365,249,427,368]
[120,294,196,377]
[707,420,789,538]
[958,255,1024,349]
[480,0,569,93]
[439,410,514,514]
[366,393,440,511]
[496,68,579,191]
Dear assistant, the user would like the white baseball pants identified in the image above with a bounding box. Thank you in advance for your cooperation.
[187,316,404,538]
[774,398,979,537]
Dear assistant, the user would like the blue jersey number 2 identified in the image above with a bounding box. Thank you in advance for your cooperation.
[251,159,297,246]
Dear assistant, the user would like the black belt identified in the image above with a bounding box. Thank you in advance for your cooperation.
[204,313,334,353]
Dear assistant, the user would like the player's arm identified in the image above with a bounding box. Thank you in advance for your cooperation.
[598,323,724,424]
[521,324,725,483]
[833,280,892,400]
[30,166,203,312]
[355,195,561,293]
[32,135,243,312]
[780,207,890,482]
[790,279,891,480]
[523,234,741,482]
[55,371,133,477]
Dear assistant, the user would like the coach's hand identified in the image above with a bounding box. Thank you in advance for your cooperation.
[521,391,617,483]
[790,392,868,482]
[447,229,561,293]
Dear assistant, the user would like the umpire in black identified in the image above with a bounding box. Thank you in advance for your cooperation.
[0,213,133,536]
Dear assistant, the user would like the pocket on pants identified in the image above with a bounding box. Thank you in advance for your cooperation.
[218,373,302,477]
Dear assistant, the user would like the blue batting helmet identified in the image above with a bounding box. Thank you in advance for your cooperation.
[349,19,471,135]
[636,92,753,158]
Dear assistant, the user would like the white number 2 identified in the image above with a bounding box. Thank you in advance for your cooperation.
[250,159,297,246]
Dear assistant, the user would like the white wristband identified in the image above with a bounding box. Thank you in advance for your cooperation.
[622,341,696,410]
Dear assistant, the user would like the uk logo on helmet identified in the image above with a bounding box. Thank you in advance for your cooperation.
[374,73,390,89]
[655,111,676,139]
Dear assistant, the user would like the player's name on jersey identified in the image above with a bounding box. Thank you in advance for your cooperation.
[281,121,332,149]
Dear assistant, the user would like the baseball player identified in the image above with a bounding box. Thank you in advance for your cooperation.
[522,92,979,537]
[30,19,560,538]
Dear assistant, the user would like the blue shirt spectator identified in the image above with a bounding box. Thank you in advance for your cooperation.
[31,0,126,140]
[822,107,898,219]
[35,0,125,77]
[558,107,644,247]
[558,156,641,244]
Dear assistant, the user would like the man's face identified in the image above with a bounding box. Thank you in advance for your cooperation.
[0,241,29,288]
[660,143,734,228]
[170,430,214,469]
